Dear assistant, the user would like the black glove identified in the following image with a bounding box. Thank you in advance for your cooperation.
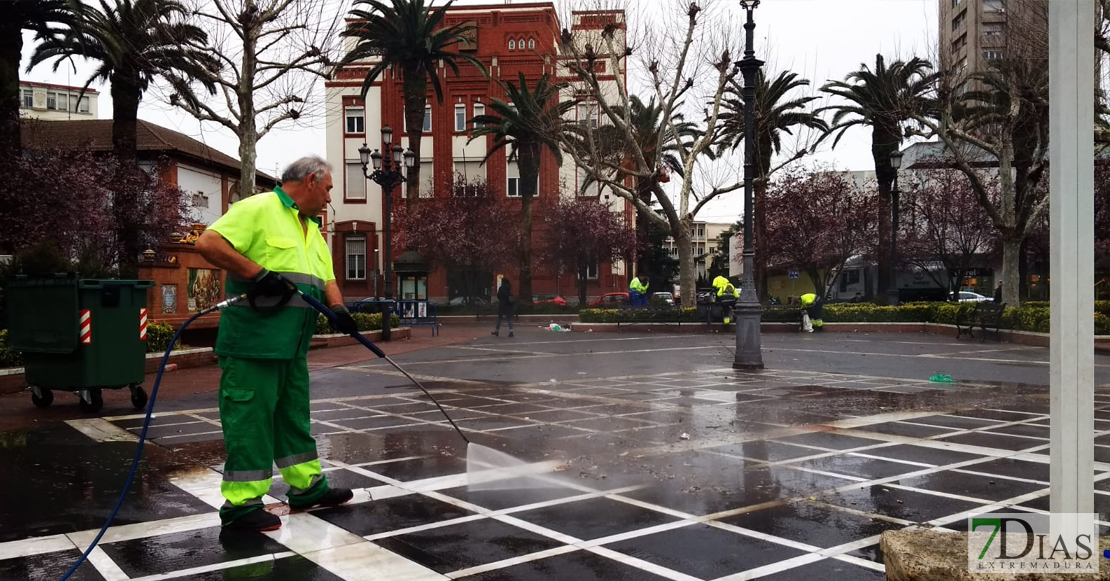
[330,305,360,336]
[247,269,296,310]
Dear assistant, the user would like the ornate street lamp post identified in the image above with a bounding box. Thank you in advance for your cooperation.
[733,0,765,369]
[887,150,904,306]
[359,125,415,341]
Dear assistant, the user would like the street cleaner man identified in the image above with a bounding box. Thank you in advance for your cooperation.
[629,275,649,307]
[712,275,738,324]
[799,292,825,333]
[197,156,358,532]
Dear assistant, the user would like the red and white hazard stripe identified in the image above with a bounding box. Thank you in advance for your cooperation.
[139,308,148,341]
[80,310,91,345]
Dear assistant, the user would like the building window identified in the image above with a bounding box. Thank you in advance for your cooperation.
[951,0,962,7]
[509,39,516,50]
[423,105,432,132]
[78,97,89,113]
[191,192,209,208]
[586,262,599,280]
[983,49,1003,61]
[472,103,485,128]
[983,22,1004,36]
[346,236,367,280]
[346,162,366,200]
[46,92,57,110]
[455,104,466,132]
[22,89,33,108]
[958,57,968,71]
[984,0,1004,12]
[951,33,966,55]
[577,102,598,128]
[952,9,966,30]
[507,176,538,198]
[527,38,535,50]
[345,107,364,134]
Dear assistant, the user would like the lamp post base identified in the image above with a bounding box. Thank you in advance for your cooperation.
[381,301,392,341]
[732,253,764,370]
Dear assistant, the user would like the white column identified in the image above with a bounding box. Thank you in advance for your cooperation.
[1049,0,1096,517]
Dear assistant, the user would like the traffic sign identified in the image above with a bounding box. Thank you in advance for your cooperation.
[788,268,799,279]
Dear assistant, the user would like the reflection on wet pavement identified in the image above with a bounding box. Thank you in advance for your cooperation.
[3,342,1110,580]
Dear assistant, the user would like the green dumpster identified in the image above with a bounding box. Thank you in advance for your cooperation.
[6,274,154,413]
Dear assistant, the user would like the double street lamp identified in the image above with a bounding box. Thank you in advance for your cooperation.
[358,125,415,341]
[887,150,904,306]
[733,0,765,370]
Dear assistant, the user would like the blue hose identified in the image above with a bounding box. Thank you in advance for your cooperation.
[56,296,242,581]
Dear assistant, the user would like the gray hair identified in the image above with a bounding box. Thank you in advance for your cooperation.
[281,156,331,184]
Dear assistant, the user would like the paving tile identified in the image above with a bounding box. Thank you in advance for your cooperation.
[862,444,987,467]
[364,402,439,415]
[0,549,105,581]
[950,409,1042,422]
[757,558,885,580]
[1018,491,1110,521]
[438,480,586,511]
[474,403,557,416]
[853,421,956,438]
[458,549,672,580]
[721,501,903,548]
[331,415,421,431]
[772,432,886,451]
[561,417,655,432]
[100,526,286,578]
[372,518,562,574]
[605,523,806,579]
[313,408,378,422]
[936,432,1046,452]
[313,494,475,537]
[512,497,680,541]
[982,423,1051,439]
[518,409,602,423]
[959,458,1049,483]
[362,456,467,483]
[906,415,1002,430]
[455,416,539,431]
[1031,445,1110,463]
[188,555,346,580]
[706,441,826,463]
[897,471,1045,503]
[819,485,984,524]
[787,454,925,481]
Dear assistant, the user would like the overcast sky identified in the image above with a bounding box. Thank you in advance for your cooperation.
[19,0,937,223]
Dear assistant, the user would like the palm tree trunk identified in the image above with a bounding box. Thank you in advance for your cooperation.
[402,71,427,206]
[517,145,541,305]
[110,69,143,276]
[871,126,898,301]
[0,22,22,161]
[111,70,141,162]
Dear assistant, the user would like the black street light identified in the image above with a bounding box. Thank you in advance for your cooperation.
[733,0,765,370]
[887,149,904,306]
[359,125,415,341]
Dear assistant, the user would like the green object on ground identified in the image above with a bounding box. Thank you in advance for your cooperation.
[929,374,955,383]
[7,274,153,390]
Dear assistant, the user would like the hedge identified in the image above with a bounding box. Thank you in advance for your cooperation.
[580,301,1110,334]
[315,312,400,335]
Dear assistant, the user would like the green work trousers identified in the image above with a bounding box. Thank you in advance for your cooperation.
[217,356,328,524]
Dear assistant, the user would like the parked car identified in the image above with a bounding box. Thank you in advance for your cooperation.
[533,294,568,306]
[588,292,630,307]
[651,292,675,306]
[448,296,488,306]
[952,291,992,303]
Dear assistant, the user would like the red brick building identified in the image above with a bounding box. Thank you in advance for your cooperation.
[325,2,632,303]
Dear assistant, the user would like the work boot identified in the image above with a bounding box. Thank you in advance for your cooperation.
[491,330,498,337]
[223,509,281,532]
[290,487,354,510]
[508,331,514,337]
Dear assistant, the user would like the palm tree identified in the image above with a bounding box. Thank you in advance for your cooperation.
[820,54,935,299]
[717,70,828,301]
[0,0,80,159]
[341,0,484,204]
[470,72,572,304]
[29,0,216,161]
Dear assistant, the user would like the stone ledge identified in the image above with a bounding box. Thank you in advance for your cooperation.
[881,529,1110,580]
[308,327,411,349]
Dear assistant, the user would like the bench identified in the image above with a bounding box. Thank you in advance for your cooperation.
[955,302,1006,341]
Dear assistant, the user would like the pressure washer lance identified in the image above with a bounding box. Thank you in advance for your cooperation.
[57,291,468,581]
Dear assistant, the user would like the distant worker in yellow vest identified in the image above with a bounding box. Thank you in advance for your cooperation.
[712,275,739,324]
[629,275,649,307]
[196,156,356,532]
[799,292,825,333]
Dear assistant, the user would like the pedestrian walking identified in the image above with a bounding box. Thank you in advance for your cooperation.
[492,278,514,337]
[196,156,355,532]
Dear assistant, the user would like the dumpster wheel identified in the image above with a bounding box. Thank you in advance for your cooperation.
[78,388,103,413]
[30,386,53,408]
[129,384,148,411]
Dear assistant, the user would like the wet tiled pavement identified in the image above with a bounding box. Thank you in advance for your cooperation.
[3,331,1110,580]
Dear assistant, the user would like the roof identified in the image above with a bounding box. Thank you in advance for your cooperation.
[21,119,276,184]
[20,81,99,94]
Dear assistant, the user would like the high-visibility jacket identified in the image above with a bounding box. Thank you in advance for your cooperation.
[800,293,817,307]
[208,186,335,359]
[630,278,649,293]
[713,276,737,298]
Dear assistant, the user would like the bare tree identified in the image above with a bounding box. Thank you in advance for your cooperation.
[558,0,743,299]
[912,0,1049,306]
[169,0,341,191]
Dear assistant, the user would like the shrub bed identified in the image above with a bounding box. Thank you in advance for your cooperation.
[315,312,400,335]
[579,307,701,323]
